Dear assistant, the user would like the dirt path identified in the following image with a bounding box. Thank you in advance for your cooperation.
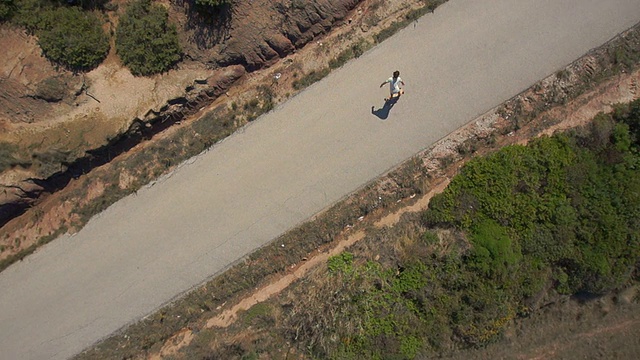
[2,1,640,359]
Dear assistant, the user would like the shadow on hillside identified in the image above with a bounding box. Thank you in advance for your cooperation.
[179,0,233,50]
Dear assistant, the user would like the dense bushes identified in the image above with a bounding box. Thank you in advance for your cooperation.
[425,103,640,295]
[11,0,51,32]
[36,6,110,70]
[194,0,230,7]
[9,0,109,70]
[115,0,181,76]
[0,0,15,21]
[8,0,183,74]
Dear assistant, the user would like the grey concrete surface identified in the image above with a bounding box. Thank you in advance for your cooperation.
[1,0,640,359]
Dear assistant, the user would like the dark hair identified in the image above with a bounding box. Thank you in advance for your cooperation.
[393,70,400,78]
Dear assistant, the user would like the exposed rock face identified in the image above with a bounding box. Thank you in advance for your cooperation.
[204,65,246,95]
[184,0,363,70]
[282,0,361,46]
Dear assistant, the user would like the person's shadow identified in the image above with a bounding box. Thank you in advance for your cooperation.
[371,96,399,120]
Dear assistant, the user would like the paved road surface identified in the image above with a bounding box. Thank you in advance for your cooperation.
[2,0,640,359]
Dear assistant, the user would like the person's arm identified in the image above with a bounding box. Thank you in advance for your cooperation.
[380,78,389,88]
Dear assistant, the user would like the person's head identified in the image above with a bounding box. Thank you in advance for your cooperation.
[393,70,400,78]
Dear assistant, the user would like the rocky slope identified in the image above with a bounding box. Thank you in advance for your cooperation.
[177,0,362,70]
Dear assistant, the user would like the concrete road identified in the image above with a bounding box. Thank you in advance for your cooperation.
[2,0,640,359]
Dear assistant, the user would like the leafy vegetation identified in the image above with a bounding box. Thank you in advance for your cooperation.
[327,251,354,274]
[115,0,181,76]
[194,0,231,8]
[11,0,52,32]
[425,105,640,295]
[0,0,15,21]
[36,6,109,71]
[11,0,112,28]
[9,0,109,70]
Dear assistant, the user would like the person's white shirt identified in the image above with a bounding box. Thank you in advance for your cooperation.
[387,76,403,94]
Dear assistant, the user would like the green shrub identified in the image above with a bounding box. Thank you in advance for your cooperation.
[13,4,109,71]
[12,0,51,32]
[613,98,640,146]
[116,0,181,76]
[327,252,354,274]
[0,0,15,21]
[468,219,520,280]
[195,0,230,7]
[72,0,109,10]
[425,120,640,295]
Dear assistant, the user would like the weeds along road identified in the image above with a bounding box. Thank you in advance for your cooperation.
[2,0,640,359]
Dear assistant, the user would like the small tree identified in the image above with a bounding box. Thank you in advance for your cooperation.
[195,0,231,6]
[116,0,181,76]
[193,0,232,17]
[37,6,110,71]
[12,0,60,31]
[0,0,15,21]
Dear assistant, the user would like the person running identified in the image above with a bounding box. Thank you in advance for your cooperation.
[380,70,405,101]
